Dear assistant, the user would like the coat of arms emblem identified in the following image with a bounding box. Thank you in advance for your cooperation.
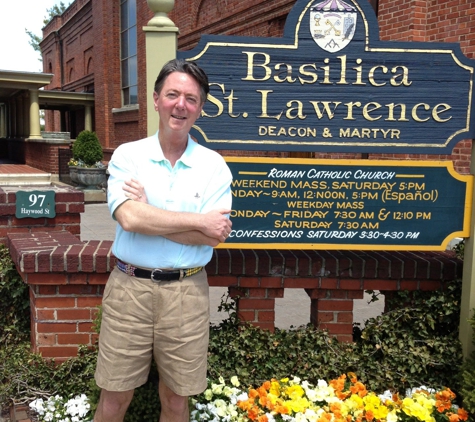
[310,0,357,53]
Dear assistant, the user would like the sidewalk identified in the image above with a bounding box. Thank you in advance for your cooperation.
[80,204,384,329]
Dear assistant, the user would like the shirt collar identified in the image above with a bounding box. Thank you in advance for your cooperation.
[148,132,198,168]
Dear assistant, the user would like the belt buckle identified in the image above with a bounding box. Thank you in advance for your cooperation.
[151,268,163,282]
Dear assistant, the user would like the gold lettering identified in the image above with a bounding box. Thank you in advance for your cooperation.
[309,101,340,119]
[257,90,283,120]
[274,63,296,83]
[242,51,271,81]
[412,103,431,122]
[337,55,348,84]
[352,58,366,85]
[390,66,412,86]
[340,128,351,137]
[321,58,331,84]
[368,65,388,87]
[363,102,383,121]
[286,100,306,120]
[391,129,401,138]
[298,64,318,84]
[432,103,452,122]
[343,101,362,120]
[361,128,371,137]
[224,90,240,118]
[203,83,225,118]
[385,103,409,121]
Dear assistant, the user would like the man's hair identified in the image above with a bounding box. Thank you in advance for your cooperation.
[154,59,209,104]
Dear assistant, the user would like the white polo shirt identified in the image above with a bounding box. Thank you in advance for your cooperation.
[107,133,233,269]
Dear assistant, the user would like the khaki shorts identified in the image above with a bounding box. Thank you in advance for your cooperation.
[95,267,210,396]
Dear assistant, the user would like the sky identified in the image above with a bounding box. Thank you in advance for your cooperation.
[0,0,67,73]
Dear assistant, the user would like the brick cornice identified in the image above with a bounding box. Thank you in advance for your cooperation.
[8,231,462,282]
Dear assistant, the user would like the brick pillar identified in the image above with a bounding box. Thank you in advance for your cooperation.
[230,285,284,332]
[308,289,364,342]
[8,231,114,361]
[30,278,107,359]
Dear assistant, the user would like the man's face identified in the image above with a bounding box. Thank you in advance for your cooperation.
[153,71,203,137]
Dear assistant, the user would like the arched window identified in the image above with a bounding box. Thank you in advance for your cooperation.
[120,0,138,105]
[87,57,93,75]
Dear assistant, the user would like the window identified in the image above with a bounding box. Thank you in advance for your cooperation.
[120,0,138,105]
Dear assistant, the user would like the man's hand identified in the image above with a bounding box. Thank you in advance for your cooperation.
[123,179,148,203]
[200,209,232,243]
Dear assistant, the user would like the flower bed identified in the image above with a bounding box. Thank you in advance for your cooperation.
[191,374,469,422]
[29,394,91,422]
[25,373,469,422]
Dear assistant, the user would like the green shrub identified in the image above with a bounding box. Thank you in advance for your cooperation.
[0,245,467,418]
[206,281,463,396]
[355,283,463,394]
[0,244,30,345]
[461,309,475,414]
[71,130,103,166]
[0,343,97,410]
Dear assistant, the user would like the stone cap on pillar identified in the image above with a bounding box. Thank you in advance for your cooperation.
[146,0,176,28]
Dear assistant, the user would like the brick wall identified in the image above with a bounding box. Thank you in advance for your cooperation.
[111,108,140,149]
[7,229,462,360]
[41,0,94,139]
[374,0,475,173]
[38,0,475,174]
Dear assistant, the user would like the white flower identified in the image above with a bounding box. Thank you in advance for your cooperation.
[303,381,334,403]
[30,398,46,415]
[230,376,240,387]
[304,409,319,422]
[29,394,92,422]
[406,385,435,397]
[378,390,393,402]
[236,392,248,402]
[266,413,276,422]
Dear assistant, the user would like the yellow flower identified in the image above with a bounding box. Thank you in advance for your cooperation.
[363,394,389,420]
[203,389,213,401]
[269,380,281,397]
[346,394,364,411]
[402,397,436,422]
[284,397,311,413]
[211,383,224,395]
[387,409,399,422]
[285,384,305,400]
[231,376,240,387]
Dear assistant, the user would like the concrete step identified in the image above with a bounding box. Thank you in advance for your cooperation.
[0,172,51,186]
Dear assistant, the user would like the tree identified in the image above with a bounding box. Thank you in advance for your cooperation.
[25,1,71,58]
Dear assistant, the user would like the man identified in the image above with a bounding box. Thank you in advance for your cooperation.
[94,59,233,422]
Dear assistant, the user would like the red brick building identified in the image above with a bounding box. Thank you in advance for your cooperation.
[40,0,475,173]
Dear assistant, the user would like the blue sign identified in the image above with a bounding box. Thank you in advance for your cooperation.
[179,0,475,154]
[220,158,473,250]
